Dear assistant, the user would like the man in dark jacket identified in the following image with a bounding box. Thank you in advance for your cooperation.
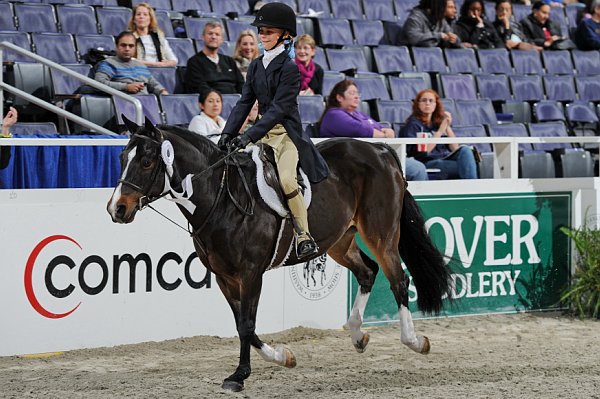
[218,3,328,261]
[185,20,245,94]
[520,1,563,49]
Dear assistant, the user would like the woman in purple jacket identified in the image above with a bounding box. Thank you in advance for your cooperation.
[319,80,395,139]
[319,80,429,181]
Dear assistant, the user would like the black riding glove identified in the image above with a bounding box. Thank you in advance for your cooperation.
[229,134,252,153]
[217,133,233,151]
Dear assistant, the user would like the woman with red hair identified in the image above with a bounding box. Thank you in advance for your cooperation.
[400,89,478,179]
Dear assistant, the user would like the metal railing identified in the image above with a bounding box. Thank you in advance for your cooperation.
[0,41,143,135]
[1,135,599,181]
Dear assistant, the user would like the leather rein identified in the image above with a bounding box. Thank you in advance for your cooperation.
[118,133,255,237]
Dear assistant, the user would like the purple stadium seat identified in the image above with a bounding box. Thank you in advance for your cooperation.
[445,48,479,73]
[351,20,385,46]
[159,93,199,126]
[298,95,325,124]
[528,121,572,152]
[15,3,57,33]
[440,74,477,100]
[297,0,332,17]
[510,75,544,102]
[353,74,390,101]
[209,0,249,16]
[330,0,364,19]
[533,100,565,123]
[114,94,163,125]
[455,99,498,125]
[96,6,132,37]
[317,18,354,47]
[510,49,543,75]
[388,75,427,101]
[220,93,240,120]
[362,0,396,22]
[0,2,16,31]
[542,50,575,75]
[373,45,413,74]
[32,32,78,64]
[57,4,99,35]
[543,75,577,102]
[575,76,600,102]
[412,46,447,73]
[477,48,512,74]
[476,74,511,102]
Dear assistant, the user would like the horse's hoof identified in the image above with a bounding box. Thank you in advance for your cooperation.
[354,333,370,353]
[283,347,297,368]
[222,379,244,392]
[420,336,431,355]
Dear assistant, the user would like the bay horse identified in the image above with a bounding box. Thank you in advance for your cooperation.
[107,117,452,392]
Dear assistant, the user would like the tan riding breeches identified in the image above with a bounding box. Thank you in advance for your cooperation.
[259,124,309,235]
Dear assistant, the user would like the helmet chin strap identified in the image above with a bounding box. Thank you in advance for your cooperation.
[264,31,289,51]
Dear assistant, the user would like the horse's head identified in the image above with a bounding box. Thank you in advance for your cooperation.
[107,116,167,224]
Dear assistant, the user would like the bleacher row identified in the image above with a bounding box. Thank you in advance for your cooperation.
[1,0,599,178]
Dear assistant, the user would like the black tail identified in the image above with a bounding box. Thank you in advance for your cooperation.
[399,190,451,314]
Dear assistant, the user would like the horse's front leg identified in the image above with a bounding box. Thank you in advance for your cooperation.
[215,275,295,384]
[221,276,263,392]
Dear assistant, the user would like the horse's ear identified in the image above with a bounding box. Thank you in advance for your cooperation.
[144,117,161,140]
[122,114,140,135]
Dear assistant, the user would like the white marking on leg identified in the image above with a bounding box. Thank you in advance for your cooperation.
[253,343,287,366]
[345,291,370,345]
[399,305,425,352]
[108,147,136,218]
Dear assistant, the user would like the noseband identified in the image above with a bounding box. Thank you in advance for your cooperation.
[118,134,168,210]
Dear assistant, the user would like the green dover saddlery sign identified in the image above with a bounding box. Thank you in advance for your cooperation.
[351,192,571,323]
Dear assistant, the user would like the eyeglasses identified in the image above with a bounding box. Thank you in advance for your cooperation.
[418,98,436,104]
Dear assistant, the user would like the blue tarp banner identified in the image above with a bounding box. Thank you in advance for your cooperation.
[0,134,124,189]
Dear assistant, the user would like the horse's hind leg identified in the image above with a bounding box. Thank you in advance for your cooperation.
[357,227,431,355]
[329,232,379,353]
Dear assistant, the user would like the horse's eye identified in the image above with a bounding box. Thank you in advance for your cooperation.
[142,159,153,169]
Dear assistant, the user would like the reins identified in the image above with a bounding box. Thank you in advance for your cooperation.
[122,133,255,243]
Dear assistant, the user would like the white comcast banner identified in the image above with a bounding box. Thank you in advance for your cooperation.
[0,188,347,356]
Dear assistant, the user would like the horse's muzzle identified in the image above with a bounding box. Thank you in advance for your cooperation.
[107,195,139,224]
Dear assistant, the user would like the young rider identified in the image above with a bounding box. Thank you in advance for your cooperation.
[217,2,329,261]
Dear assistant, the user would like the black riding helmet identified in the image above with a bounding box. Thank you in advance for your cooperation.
[251,2,297,37]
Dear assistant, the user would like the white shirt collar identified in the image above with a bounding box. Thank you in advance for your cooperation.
[262,45,286,69]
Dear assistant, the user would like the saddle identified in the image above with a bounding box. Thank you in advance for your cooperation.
[246,143,310,217]
[256,144,307,203]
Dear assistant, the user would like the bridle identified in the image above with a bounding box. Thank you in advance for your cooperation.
[117,134,169,210]
[117,132,255,232]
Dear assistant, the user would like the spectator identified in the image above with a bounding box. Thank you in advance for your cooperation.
[185,20,244,95]
[520,1,573,49]
[445,0,458,28]
[574,0,600,50]
[398,0,462,48]
[94,31,168,95]
[128,2,178,67]
[493,0,542,50]
[319,80,395,139]
[0,107,17,172]
[294,34,324,96]
[454,0,505,48]
[233,30,259,79]
[188,89,226,143]
[319,80,428,181]
[400,89,478,180]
